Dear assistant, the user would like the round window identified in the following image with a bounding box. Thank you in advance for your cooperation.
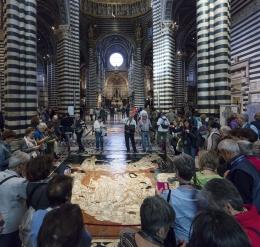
[109,53,124,67]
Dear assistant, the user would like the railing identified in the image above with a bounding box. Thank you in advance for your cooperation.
[81,0,151,18]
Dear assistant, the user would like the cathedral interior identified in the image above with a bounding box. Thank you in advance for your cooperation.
[0,1,260,246]
[0,0,259,134]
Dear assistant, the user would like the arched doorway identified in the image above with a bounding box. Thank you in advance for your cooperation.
[103,73,129,108]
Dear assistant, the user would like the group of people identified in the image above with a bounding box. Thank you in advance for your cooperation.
[1,105,260,247]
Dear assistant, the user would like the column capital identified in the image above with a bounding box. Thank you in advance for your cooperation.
[55,25,71,41]
[161,20,178,34]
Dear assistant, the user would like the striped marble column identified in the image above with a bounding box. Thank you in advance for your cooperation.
[56,0,80,115]
[3,0,37,134]
[153,0,176,112]
[175,53,186,111]
[197,0,231,114]
[133,43,145,108]
[47,58,57,108]
[87,46,98,109]
[0,30,4,111]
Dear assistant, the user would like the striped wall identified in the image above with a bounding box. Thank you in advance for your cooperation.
[175,54,185,110]
[231,9,260,110]
[152,0,175,111]
[87,46,98,109]
[56,0,80,115]
[133,44,145,107]
[197,0,231,114]
[3,0,37,134]
[0,31,4,111]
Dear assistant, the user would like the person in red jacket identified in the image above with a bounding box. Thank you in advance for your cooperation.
[200,178,260,247]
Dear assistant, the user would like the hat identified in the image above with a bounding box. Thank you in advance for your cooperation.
[9,151,30,169]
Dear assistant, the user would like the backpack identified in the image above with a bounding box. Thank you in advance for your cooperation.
[161,119,169,129]
[231,159,260,211]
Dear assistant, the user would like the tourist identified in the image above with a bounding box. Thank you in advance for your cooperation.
[251,112,260,137]
[157,113,170,153]
[38,203,91,247]
[30,175,92,247]
[74,114,86,153]
[238,113,259,137]
[0,151,30,247]
[100,107,106,123]
[138,111,152,152]
[187,210,251,247]
[196,150,221,186]
[220,125,231,139]
[200,178,260,247]
[229,127,258,142]
[0,111,4,132]
[0,129,16,171]
[161,154,200,243]
[167,108,176,124]
[25,155,53,210]
[118,195,175,247]
[60,113,74,152]
[218,139,260,209]
[93,116,105,151]
[179,119,197,158]
[34,123,48,153]
[123,112,137,153]
[227,113,239,129]
[89,108,94,121]
[20,127,40,158]
[206,119,221,151]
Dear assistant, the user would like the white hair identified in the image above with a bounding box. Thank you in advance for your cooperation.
[37,122,47,131]
[9,151,30,169]
[218,139,240,154]
[237,140,253,155]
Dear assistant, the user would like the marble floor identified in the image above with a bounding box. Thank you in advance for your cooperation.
[61,122,177,243]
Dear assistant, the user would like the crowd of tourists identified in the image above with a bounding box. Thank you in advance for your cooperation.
[0,106,260,247]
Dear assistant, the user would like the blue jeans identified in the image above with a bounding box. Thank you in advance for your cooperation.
[141,131,152,152]
[183,146,197,159]
[95,132,103,150]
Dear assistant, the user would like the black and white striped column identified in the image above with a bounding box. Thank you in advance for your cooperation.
[153,0,176,112]
[56,0,80,115]
[197,0,231,114]
[3,0,37,134]
[0,30,4,111]
[133,43,145,107]
[47,58,57,108]
[87,46,97,109]
[175,53,186,110]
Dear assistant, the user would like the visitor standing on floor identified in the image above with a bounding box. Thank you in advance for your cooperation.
[89,108,94,122]
[94,116,105,151]
[74,114,86,153]
[138,111,152,152]
[124,112,137,153]
[157,113,170,153]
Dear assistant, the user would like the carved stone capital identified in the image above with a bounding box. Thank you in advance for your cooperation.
[161,20,178,34]
[55,25,71,41]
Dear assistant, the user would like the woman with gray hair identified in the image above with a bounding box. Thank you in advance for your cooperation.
[118,195,176,247]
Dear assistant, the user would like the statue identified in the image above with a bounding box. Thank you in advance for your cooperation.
[136,24,142,40]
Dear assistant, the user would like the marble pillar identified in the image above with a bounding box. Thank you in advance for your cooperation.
[56,0,80,114]
[3,0,37,134]
[197,0,231,114]
[153,0,176,112]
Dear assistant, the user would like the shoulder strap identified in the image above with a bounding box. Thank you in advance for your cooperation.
[167,189,171,203]
[0,175,18,185]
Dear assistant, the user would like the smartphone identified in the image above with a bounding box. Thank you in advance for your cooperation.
[157,182,169,191]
